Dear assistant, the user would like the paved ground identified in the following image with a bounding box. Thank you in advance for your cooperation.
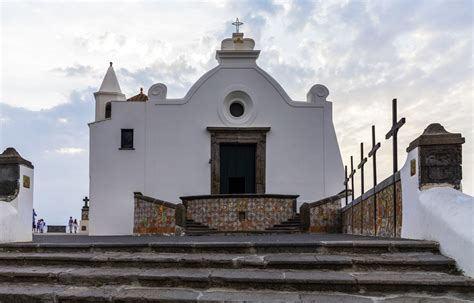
[31,233,420,244]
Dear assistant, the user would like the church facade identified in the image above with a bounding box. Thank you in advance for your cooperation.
[88,29,344,235]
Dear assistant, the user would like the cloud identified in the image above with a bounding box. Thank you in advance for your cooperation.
[54,147,85,155]
[0,89,94,224]
[52,64,94,77]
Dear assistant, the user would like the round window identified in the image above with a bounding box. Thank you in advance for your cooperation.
[229,102,244,117]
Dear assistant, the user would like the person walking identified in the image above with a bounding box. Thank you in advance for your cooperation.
[68,217,73,234]
[42,220,47,233]
[73,219,78,234]
[37,219,44,233]
[32,209,37,232]
[36,219,40,233]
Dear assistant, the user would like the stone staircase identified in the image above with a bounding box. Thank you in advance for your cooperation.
[0,238,472,302]
[184,218,217,234]
[266,213,302,232]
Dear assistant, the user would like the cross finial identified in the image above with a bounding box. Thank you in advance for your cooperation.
[83,196,89,207]
[232,18,243,33]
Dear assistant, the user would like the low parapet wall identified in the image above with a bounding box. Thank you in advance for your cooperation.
[133,193,185,235]
[181,194,298,231]
[300,191,346,233]
[341,173,402,238]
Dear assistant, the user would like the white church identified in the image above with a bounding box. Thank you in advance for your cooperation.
[88,23,344,235]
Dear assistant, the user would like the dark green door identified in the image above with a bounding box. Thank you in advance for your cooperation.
[220,144,256,194]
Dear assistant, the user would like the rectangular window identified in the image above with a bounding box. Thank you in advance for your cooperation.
[120,129,134,149]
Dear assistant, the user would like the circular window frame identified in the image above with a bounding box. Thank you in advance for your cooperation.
[218,87,257,125]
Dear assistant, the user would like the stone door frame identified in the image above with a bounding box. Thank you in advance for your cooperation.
[207,127,270,195]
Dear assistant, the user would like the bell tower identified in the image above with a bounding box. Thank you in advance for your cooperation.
[93,62,126,121]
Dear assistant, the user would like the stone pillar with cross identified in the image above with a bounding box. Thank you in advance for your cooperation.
[79,196,90,234]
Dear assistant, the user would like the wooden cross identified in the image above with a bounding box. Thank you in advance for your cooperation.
[368,125,381,187]
[385,98,406,173]
[385,98,405,237]
[368,125,381,235]
[349,156,356,201]
[232,18,244,33]
[344,165,349,206]
[357,142,368,195]
[83,196,89,207]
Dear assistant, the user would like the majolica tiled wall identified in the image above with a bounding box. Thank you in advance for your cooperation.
[133,194,176,234]
[308,198,341,233]
[183,195,297,231]
[342,174,402,238]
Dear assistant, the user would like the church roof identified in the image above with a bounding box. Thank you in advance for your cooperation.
[127,88,148,102]
[98,62,123,94]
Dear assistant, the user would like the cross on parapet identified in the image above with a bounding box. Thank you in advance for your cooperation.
[349,156,356,201]
[344,165,349,206]
[357,143,368,195]
[368,125,381,187]
[385,98,406,173]
[385,98,406,237]
[83,196,89,207]
[368,125,381,235]
[232,18,244,33]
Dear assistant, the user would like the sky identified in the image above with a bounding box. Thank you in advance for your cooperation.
[0,0,472,225]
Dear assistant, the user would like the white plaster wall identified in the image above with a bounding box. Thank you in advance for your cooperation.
[144,66,344,205]
[89,101,146,235]
[401,148,474,277]
[0,165,34,243]
[94,92,126,121]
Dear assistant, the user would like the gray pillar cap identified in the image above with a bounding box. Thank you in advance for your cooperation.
[406,123,465,152]
[0,147,34,169]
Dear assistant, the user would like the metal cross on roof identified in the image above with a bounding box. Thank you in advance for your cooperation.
[232,18,244,33]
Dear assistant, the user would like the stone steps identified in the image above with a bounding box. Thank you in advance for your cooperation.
[184,219,218,235]
[0,266,471,294]
[184,229,304,236]
[0,252,457,272]
[0,240,441,254]
[1,283,472,302]
[266,214,303,232]
[0,238,472,301]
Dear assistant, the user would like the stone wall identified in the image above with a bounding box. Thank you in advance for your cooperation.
[300,192,345,233]
[182,194,298,231]
[342,173,402,237]
[133,193,177,234]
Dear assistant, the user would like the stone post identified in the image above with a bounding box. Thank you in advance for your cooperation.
[406,123,465,190]
[0,148,34,242]
[79,197,90,235]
